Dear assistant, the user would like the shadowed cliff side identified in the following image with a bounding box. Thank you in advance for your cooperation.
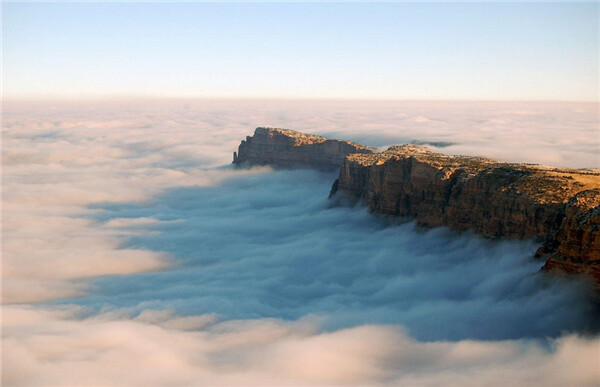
[232,128,600,287]
[233,127,376,170]
[540,190,600,285]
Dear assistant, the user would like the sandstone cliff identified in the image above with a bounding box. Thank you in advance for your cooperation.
[232,129,600,287]
[233,127,375,170]
[331,145,600,287]
[540,189,600,285]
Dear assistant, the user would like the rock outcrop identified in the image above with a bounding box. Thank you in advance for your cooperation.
[233,127,375,170]
[540,190,600,285]
[233,129,600,287]
[331,145,600,287]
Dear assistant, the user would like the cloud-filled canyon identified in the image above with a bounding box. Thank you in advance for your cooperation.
[3,100,599,385]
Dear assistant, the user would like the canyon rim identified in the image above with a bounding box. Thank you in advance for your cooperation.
[234,127,600,289]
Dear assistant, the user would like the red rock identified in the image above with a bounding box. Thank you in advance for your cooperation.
[233,127,375,171]
[332,145,600,288]
[233,129,600,288]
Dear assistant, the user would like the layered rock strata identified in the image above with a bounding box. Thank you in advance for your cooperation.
[233,129,600,287]
[233,127,376,170]
[540,190,600,285]
[331,145,600,286]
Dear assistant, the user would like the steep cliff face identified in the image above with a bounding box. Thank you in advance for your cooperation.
[232,129,600,287]
[541,189,600,284]
[331,145,600,286]
[233,127,376,170]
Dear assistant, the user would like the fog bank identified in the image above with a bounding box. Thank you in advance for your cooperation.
[3,100,599,385]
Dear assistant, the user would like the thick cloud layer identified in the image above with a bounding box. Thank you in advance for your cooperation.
[64,169,597,342]
[3,100,599,385]
[4,305,599,386]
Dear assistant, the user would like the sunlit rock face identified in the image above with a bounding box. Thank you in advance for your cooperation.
[233,127,376,170]
[333,146,596,236]
[331,145,600,287]
[541,189,600,286]
[233,129,600,287]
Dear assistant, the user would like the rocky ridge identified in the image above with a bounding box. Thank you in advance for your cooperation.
[233,128,600,287]
[233,127,375,170]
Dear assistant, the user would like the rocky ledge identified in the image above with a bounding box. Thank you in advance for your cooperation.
[233,127,375,170]
[233,128,600,287]
[331,145,600,287]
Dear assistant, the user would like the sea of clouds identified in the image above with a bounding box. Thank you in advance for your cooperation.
[3,99,599,385]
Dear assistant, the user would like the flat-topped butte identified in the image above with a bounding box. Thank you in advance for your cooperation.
[233,127,375,170]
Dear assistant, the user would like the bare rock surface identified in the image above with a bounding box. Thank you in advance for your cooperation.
[540,189,600,285]
[233,127,375,170]
[233,129,600,287]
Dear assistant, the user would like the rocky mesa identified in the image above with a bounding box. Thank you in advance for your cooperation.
[233,127,376,170]
[233,128,600,287]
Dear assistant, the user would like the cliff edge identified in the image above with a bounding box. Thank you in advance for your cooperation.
[233,129,600,287]
[331,145,600,287]
[233,127,376,170]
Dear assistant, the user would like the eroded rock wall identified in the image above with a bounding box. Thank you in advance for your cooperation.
[541,190,600,285]
[233,127,375,170]
[331,145,600,286]
[232,129,600,287]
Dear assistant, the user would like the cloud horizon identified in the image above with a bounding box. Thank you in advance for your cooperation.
[3,99,599,385]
